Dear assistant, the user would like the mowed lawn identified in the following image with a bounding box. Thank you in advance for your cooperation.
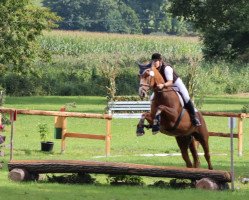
[0,95,249,199]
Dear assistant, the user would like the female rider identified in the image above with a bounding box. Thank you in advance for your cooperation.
[150,53,201,127]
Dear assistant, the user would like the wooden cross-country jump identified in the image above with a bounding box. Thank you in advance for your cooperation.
[8,160,231,189]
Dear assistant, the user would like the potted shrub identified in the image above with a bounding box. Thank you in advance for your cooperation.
[38,123,54,152]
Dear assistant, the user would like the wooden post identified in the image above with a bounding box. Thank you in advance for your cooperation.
[58,107,67,154]
[60,117,67,154]
[105,118,111,156]
[238,115,243,156]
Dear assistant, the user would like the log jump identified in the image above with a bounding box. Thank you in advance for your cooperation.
[8,160,231,189]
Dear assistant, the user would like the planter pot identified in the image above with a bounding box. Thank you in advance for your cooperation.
[41,141,54,152]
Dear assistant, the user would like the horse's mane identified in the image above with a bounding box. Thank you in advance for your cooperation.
[150,64,165,85]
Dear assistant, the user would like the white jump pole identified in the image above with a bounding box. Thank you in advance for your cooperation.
[229,117,235,191]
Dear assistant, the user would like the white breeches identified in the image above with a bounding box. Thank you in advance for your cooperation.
[173,78,190,103]
[150,78,190,104]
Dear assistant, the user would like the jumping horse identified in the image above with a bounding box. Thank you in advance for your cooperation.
[137,63,213,170]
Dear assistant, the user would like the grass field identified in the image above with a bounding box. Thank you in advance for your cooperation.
[0,95,249,199]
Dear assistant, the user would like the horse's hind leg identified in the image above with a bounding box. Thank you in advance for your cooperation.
[193,130,213,170]
[198,136,213,170]
[175,136,193,168]
[189,137,200,168]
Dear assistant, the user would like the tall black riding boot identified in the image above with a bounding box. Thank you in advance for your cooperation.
[185,100,201,127]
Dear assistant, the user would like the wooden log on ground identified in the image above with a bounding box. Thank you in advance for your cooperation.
[8,168,31,182]
[8,160,231,183]
[196,178,219,190]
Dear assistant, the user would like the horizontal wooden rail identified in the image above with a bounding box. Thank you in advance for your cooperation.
[209,132,238,138]
[65,132,106,140]
[0,108,112,120]
[201,111,243,118]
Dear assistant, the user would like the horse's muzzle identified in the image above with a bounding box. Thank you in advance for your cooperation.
[138,87,147,99]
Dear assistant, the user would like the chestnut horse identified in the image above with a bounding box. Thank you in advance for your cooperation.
[137,64,213,170]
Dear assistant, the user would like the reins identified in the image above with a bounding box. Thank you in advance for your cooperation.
[157,88,175,93]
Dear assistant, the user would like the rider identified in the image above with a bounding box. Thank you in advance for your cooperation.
[151,53,201,127]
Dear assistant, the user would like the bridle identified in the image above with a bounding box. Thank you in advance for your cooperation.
[139,69,153,90]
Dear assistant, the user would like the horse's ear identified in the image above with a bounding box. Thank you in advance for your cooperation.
[137,62,151,75]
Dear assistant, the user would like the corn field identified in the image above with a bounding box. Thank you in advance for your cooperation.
[2,30,249,97]
[40,30,202,62]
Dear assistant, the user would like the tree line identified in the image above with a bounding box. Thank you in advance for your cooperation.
[42,0,192,35]
[41,0,249,61]
[0,0,248,78]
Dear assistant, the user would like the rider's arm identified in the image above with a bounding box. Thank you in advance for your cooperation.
[163,66,173,87]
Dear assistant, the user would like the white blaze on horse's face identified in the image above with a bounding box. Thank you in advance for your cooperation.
[149,70,155,77]
[138,69,153,99]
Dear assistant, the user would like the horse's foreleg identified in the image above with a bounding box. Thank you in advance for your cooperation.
[136,112,153,136]
[152,109,162,134]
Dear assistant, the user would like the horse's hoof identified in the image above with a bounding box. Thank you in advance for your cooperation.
[136,132,145,137]
[136,127,145,136]
[152,131,159,135]
[152,125,160,133]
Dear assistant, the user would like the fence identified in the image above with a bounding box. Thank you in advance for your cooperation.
[201,111,249,156]
[108,100,249,156]
[0,108,112,159]
[1,107,249,157]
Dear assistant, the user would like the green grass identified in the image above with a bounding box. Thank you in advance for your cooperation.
[1,95,249,199]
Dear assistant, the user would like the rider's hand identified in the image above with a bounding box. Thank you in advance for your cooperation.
[157,84,165,90]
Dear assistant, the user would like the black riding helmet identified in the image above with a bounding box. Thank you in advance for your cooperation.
[151,53,162,60]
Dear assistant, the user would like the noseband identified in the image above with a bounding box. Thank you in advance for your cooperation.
[139,73,152,96]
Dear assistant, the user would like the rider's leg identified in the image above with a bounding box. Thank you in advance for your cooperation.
[174,78,201,127]
[185,100,201,127]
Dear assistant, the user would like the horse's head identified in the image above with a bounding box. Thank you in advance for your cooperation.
[138,62,164,99]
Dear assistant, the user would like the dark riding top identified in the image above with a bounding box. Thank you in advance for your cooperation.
[158,63,179,83]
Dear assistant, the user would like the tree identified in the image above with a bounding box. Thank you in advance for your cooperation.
[98,57,121,100]
[104,2,141,34]
[0,0,60,74]
[123,0,193,35]
[169,0,249,60]
[43,0,141,34]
